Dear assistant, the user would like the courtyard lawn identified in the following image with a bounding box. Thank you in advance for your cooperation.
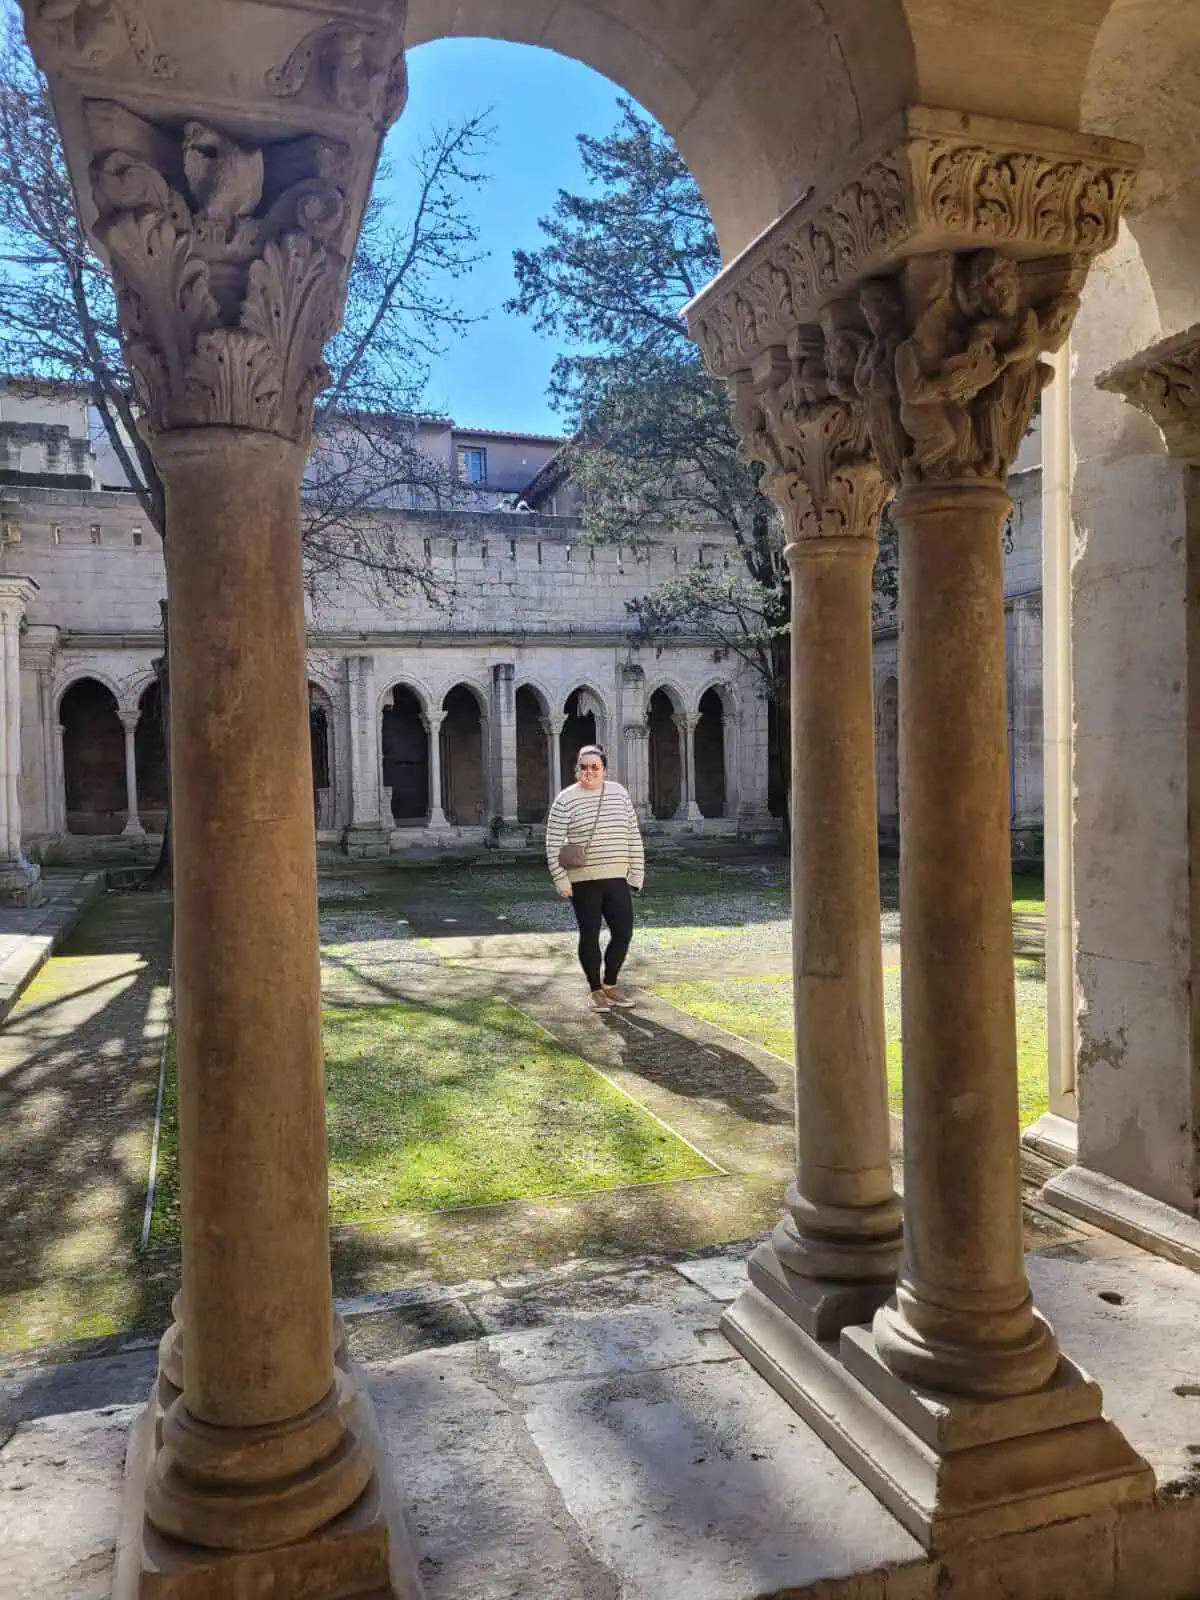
[655,957,1049,1127]
[146,996,716,1248]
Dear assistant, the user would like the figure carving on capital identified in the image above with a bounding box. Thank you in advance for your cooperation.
[84,100,363,442]
[731,311,889,544]
[31,0,175,79]
[856,249,1080,487]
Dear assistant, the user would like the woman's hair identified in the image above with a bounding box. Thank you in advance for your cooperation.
[575,744,607,770]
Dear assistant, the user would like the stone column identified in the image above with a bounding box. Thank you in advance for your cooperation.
[120,708,145,837]
[0,577,41,904]
[718,316,902,1349]
[21,10,420,1592]
[677,712,703,820]
[343,654,389,856]
[490,662,519,826]
[685,114,1149,1552]
[424,711,448,829]
[543,715,564,800]
[53,721,66,835]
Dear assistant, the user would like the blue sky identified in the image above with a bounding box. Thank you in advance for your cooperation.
[378,40,632,438]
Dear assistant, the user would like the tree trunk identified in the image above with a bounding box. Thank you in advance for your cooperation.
[140,600,173,890]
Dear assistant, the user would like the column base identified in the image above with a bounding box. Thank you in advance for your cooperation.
[721,1286,1152,1554]
[123,819,147,838]
[113,1366,422,1600]
[748,1237,896,1341]
[1022,1110,1078,1167]
[0,858,42,906]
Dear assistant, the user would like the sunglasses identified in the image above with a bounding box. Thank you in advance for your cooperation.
[577,762,603,772]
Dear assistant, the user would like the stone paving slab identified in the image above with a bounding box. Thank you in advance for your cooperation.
[0,870,102,1025]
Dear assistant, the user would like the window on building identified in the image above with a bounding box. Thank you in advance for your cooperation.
[457,446,487,484]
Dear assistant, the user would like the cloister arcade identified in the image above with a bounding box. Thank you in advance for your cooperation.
[8,0,1200,1594]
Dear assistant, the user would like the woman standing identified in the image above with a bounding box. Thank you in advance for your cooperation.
[545,744,645,1012]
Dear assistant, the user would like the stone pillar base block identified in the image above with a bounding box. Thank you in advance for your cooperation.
[343,825,392,860]
[749,1239,895,1341]
[0,859,42,907]
[721,1286,1152,1554]
[1022,1110,1079,1167]
[114,1374,423,1600]
[1043,1164,1200,1273]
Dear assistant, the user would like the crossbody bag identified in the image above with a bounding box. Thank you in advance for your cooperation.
[558,781,606,870]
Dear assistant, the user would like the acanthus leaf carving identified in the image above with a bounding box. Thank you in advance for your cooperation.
[731,310,889,545]
[87,105,352,442]
[266,17,409,130]
[34,0,175,79]
[1097,325,1200,462]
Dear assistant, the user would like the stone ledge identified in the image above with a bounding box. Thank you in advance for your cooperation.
[1023,1110,1079,1167]
[1042,1165,1200,1273]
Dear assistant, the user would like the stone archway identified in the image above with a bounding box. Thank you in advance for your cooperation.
[695,687,728,818]
[60,677,125,835]
[441,683,486,825]
[560,687,600,782]
[381,686,429,824]
[647,688,682,819]
[308,682,335,831]
[516,684,550,822]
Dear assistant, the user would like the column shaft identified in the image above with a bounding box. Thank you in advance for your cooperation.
[122,714,144,836]
[159,430,335,1427]
[426,713,447,827]
[2,617,18,860]
[874,481,1057,1397]
[776,536,901,1297]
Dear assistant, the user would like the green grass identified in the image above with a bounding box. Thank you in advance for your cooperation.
[147,998,715,1247]
[655,957,1049,1128]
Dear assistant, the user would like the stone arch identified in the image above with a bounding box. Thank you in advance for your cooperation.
[647,687,683,820]
[381,683,429,824]
[560,684,608,779]
[56,666,123,718]
[646,679,688,717]
[408,3,1112,263]
[516,682,551,823]
[120,668,159,720]
[59,676,125,835]
[695,686,728,819]
[135,678,169,830]
[440,682,487,826]
[877,676,899,841]
[308,681,336,832]
[376,677,432,723]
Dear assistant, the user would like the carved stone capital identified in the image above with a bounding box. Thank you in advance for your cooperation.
[855,249,1083,488]
[730,304,889,544]
[686,106,1139,380]
[1097,325,1200,463]
[20,1,408,446]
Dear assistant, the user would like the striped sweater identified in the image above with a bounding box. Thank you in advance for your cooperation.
[545,781,645,892]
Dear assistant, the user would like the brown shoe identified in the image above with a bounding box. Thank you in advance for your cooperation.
[603,985,636,1008]
[588,989,611,1011]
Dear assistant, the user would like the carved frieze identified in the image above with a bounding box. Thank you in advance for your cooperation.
[855,249,1083,488]
[267,17,409,131]
[30,0,175,79]
[86,102,354,441]
[731,307,889,544]
[1097,325,1200,462]
[686,108,1139,379]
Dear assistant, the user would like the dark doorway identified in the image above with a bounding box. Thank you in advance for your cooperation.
[309,684,333,830]
[516,685,550,821]
[382,686,428,822]
[61,678,125,835]
[695,688,727,818]
[442,685,486,825]
[135,680,169,832]
[648,689,682,820]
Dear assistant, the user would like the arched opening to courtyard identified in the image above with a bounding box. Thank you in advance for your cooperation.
[516,684,550,822]
[560,687,599,782]
[695,687,727,818]
[135,680,169,834]
[309,683,334,831]
[647,688,682,820]
[381,685,428,825]
[877,676,899,847]
[441,684,486,826]
[60,678,125,835]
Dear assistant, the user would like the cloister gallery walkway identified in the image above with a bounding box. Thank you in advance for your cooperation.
[0,857,1058,1364]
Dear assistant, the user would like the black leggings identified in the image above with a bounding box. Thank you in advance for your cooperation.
[570,878,634,991]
